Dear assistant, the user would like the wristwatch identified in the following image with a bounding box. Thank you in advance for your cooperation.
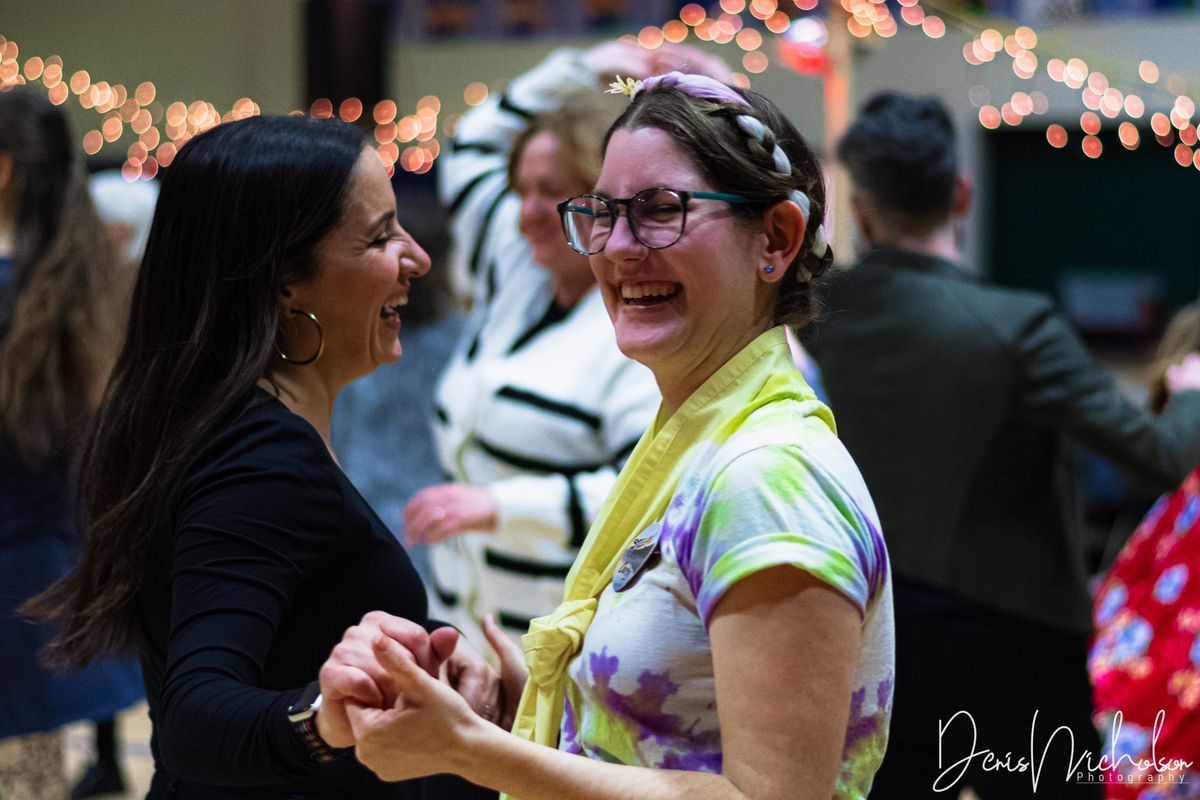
[287,681,344,764]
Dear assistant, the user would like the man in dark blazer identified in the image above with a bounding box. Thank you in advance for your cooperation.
[805,93,1200,798]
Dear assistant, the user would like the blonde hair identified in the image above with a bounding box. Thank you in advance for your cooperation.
[1148,303,1200,414]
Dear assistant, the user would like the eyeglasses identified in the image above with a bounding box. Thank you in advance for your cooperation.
[557,188,751,256]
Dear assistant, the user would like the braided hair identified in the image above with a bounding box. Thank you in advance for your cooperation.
[601,73,834,329]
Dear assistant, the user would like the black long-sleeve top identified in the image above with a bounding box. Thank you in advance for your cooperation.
[136,391,478,799]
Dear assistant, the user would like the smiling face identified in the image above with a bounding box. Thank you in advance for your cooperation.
[591,126,778,408]
[284,148,430,384]
[514,130,595,301]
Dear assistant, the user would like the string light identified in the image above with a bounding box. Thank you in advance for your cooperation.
[4,0,1198,176]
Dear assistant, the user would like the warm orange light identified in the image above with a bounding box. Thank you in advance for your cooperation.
[1181,125,1198,147]
[1011,92,1032,116]
[1080,112,1101,135]
[338,97,363,122]
[48,83,68,105]
[1081,88,1101,112]
[743,51,769,73]
[638,26,665,49]
[23,56,43,80]
[736,28,763,50]
[731,72,752,89]
[719,0,747,12]
[1124,95,1144,118]
[1139,60,1159,84]
[417,95,441,114]
[140,127,160,150]
[1031,92,1048,114]
[141,156,159,180]
[978,105,1001,129]
[1046,124,1068,148]
[131,109,153,134]
[749,0,778,18]
[379,141,399,163]
[979,29,1002,52]
[1001,103,1022,126]
[462,82,488,107]
[42,63,62,88]
[921,16,944,39]
[663,20,689,42]
[157,142,177,167]
[69,70,90,94]
[1046,59,1065,82]
[1150,112,1171,137]
[848,17,872,37]
[1065,58,1088,84]
[765,11,791,33]
[963,43,982,66]
[127,142,148,164]
[82,130,103,155]
[374,122,396,144]
[680,3,706,25]
[373,99,398,125]
[1175,143,1192,167]
[310,98,333,118]
[121,159,142,182]
[900,6,924,25]
[1082,135,1102,159]
[1014,26,1037,49]
[102,116,123,142]
[134,81,155,106]
[1118,122,1139,150]
[875,16,898,37]
[397,116,419,142]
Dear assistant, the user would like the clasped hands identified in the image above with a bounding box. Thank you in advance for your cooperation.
[316,611,526,782]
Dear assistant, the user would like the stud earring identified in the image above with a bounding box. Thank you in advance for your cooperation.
[763,265,775,274]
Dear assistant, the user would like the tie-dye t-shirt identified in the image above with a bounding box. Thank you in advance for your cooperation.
[560,398,894,799]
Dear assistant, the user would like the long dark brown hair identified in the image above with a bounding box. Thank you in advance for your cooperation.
[0,87,124,464]
[27,114,367,666]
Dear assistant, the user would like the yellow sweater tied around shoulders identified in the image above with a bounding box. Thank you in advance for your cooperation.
[504,327,830,797]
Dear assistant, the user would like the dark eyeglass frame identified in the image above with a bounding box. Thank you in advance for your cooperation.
[556,188,751,255]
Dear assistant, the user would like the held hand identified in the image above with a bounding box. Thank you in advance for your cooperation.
[1167,353,1200,394]
[347,635,487,782]
[438,630,504,725]
[316,612,444,748]
[404,483,498,546]
[484,614,529,731]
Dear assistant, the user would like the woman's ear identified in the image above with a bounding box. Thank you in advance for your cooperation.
[757,198,807,284]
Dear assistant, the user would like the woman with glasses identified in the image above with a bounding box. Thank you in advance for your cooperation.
[329,71,894,800]
[405,43,698,645]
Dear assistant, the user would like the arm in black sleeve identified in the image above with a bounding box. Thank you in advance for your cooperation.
[1014,297,1200,493]
[154,423,345,786]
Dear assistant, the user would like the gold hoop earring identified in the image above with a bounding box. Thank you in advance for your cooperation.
[275,310,324,366]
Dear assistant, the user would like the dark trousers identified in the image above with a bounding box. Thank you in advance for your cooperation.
[870,577,1102,800]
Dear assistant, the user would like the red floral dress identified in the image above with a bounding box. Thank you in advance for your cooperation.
[1090,467,1200,799]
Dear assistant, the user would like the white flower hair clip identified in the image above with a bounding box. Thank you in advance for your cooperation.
[606,75,644,98]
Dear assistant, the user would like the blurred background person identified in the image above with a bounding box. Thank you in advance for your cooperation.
[404,42,675,643]
[88,169,159,272]
[0,86,143,800]
[805,91,1200,798]
[64,169,161,799]
[1090,302,1200,798]
[332,200,462,579]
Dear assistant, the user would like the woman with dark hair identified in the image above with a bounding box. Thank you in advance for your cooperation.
[327,72,893,800]
[0,85,142,799]
[29,113,497,800]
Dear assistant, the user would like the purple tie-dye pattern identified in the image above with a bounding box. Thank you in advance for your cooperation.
[589,647,686,742]
[663,485,709,600]
[842,678,893,757]
[561,695,582,754]
[660,747,723,773]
